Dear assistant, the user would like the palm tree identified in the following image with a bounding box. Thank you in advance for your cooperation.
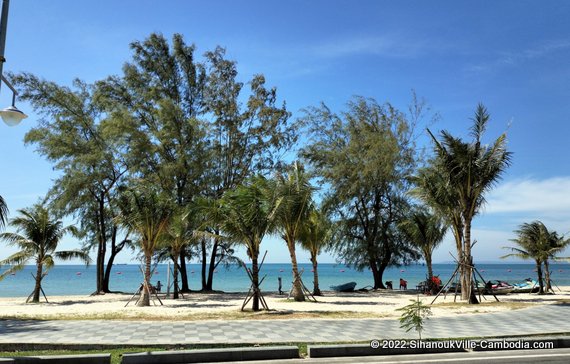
[0,195,8,231]
[299,206,332,296]
[219,175,277,311]
[162,207,195,299]
[502,221,553,295]
[425,104,512,301]
[543,230,570,292]
[0,204,90,303]
[398,207,448,284]
[274,162,314,301]
[118,189,172,306]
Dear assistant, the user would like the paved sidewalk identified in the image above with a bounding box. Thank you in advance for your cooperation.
[0,304,568,346]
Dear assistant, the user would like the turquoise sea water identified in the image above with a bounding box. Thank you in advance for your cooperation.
[1,263,569,297]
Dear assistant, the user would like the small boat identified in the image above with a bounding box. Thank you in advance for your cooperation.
[477,280,514,295]
[512,279,539,293]
[330,282,357,292]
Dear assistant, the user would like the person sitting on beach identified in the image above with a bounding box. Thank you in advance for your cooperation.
[399,278,407,290]
[385,281,393,290]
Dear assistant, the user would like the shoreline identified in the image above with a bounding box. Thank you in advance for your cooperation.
[1,287,569,321]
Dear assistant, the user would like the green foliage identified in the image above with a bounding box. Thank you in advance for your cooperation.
[396,296,432,339]
[0,204,90,302]
[300,96,420,288]
[298,205,332,261]
[10,71,131,294]
[219,175,277,259]
[0,195,7,231]
[273,162,314,301]
[502,221,570,294]
[416,104,512,300]
[117,188,173,257]
[0,204,90,278]
[398,207,448,280]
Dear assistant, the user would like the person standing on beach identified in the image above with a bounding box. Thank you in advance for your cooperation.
[156,281,162,293]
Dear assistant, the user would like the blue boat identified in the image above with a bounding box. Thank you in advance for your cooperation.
[330,282,357,292]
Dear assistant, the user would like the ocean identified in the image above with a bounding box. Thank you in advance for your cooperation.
[1,262,569,297]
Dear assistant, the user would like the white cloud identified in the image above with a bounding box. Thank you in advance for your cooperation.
[312,34,434,59]
[467,39,570,73]
[485,176,570,216]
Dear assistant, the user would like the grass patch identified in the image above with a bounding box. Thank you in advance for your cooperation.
[431,301,533,311]
[0,310,385,321]
[0,347,161,364]
[0,341,370,364]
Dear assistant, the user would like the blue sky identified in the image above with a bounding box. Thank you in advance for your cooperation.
[1,1,570,265]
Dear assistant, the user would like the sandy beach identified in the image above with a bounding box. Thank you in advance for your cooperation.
[1,287,569,321]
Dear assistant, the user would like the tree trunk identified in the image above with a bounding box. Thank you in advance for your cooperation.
[138,254,152,306]
[544,259,552,293]
[95,194,107,294]
[102,232,123,293]
[426,255,433,281]
[31,263,43,303]
[173,254,180,299]
[536,260,545,295]
[287,238,304,301]
[205,239,219,291]
[370,260,384,289]
[251,256,260,311]
[461,220,472,301]
[377,260,389,290]
[179,247,190,293]
[311,254,321,296]
[201,239,208,291]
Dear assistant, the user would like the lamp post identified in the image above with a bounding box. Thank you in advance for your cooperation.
[0,0,26,126]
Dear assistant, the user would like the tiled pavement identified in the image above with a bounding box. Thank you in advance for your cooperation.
[0,304,568,345]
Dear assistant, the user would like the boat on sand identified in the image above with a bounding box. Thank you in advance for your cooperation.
[330,282,357,292]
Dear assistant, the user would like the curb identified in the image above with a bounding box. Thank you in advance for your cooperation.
[121,346,299,364]
[0,354,110,363]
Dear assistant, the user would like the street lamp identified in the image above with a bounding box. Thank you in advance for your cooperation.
[0,0,26,127]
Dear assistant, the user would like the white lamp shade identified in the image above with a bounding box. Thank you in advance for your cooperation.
[0,105,27,126]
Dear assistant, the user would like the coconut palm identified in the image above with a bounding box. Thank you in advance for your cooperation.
[299,206,332,296]
[118,189,172,306]
[274,161,314,301]
[502,221,554,294]
[0,204,90,303]
[219,175,277,311]
[425,104,512,301]
[543,230,570,292]
[161,207,195,299]
[0,195,8,231]
[398,207,448,284]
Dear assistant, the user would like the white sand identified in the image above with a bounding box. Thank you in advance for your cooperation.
[1,287,568,320]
